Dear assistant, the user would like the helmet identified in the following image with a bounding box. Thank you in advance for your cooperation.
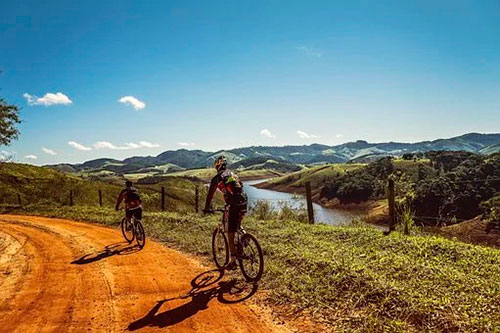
[125,180,133,187]
[213,155,227,172]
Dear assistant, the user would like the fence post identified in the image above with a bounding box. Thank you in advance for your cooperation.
[305,181,314,224]
[17,194,22,207]
[161,186,165,211]
[69,190,74,206]
[98,189,102,207]
[388,178,395,232]
[195,186,199,213]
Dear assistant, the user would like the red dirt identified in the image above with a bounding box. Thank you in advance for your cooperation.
[0,215,291,332]
[439,216,500,248]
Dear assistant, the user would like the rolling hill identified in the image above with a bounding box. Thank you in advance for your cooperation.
[48,132,500,175]
[0,163,208,212]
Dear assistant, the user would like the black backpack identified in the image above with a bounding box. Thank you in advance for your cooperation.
[126,188,141,202]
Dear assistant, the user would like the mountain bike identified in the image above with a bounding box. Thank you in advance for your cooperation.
[207,207,264,282]
[119,208,146,249]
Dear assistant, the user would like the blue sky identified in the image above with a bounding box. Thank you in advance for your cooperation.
[1,0,499,165]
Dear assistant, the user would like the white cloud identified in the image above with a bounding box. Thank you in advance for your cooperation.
[42,147,56,155]
[94,141,120,150]
[23,92,73,106]
[68,141,92,151]
[94,141,160,150]
[25,155,37,159]
[177,142,196,147]
[260,129,277,139]
[125,142,142,149]
[139,141,160,148]
[297,130,319,139]
[297,45,322,58]
[118,96,146,110]
[336,134,344,138]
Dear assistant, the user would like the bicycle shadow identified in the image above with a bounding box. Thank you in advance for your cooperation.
[71,242,140,265]
[127,269,259,331]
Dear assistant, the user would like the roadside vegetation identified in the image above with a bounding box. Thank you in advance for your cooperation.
[0,163,214,212]
[2,204,500,332]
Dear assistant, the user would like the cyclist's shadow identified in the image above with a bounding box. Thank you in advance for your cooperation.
[127,269,259,331]
[71,242,140,265]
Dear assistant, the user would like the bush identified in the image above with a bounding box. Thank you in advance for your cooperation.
[250,200,275,220]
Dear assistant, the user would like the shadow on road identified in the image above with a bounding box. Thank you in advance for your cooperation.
[71,242,140,265]
[127,269,259,331]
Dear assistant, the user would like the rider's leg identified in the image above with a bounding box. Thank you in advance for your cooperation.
[125,209,133,227]
[133,207,143,221]
[228,231,236,262]
[227,206,240,266]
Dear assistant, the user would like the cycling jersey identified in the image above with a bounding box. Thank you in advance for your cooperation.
[205,169,247,208]
[205,169,248,233]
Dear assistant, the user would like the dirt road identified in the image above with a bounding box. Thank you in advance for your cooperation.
[0,215,287,332]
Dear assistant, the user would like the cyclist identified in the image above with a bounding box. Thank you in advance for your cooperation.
[115,180,143,224]
[203,156,248,270]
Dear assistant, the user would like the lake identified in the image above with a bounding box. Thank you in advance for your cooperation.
[243,179,360,226]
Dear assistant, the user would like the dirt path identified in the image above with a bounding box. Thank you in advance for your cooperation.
[0,215,289,332]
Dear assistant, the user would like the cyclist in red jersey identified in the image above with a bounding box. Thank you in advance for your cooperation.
[204,156,248,270]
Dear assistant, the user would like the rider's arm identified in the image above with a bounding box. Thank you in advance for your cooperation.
[115,189,125,210]
[204,175,219,211]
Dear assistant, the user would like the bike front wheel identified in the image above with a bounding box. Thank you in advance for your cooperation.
[121,218,134,243]
[212,228,229,269]
[238,233,264,282]
[135,221,146,249]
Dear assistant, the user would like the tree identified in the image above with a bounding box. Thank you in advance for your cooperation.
[0,97,21,145]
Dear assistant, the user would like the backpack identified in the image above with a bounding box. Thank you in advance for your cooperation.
[125,187,141,202]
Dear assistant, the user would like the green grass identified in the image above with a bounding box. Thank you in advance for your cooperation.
[4,204,500,332]
[262,163,364,194]
[0,163,208,213]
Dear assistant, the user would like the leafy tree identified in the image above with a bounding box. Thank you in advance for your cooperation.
[0,97,21,145]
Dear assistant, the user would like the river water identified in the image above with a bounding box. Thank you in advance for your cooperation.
[243,179,360,226]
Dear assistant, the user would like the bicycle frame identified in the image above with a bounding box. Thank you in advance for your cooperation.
[219,206,247,241]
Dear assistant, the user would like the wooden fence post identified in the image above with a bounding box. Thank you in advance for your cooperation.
[305,181,314,224]
[161,186,165,211]
[195,187,199,213]
[17,194,22,207]
[98,189,102,207]
[388,178,395,232]
[69,190,74,206]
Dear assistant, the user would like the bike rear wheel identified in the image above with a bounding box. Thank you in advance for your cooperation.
[212,228,229,269]
[135,221,146,249]
[238,233,264,282]
[121,217,134,243]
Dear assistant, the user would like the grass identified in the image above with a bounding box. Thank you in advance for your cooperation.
[0,163,209,213]
[4,204,500,332]
[261,163,365,195]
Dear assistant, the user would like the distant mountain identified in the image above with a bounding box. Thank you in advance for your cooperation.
[48,132,500,175]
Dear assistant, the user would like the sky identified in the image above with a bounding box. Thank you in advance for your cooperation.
[1,0,499,165]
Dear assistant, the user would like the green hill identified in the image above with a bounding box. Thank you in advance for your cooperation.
[47,132,500,176]
[0,163,205,212]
